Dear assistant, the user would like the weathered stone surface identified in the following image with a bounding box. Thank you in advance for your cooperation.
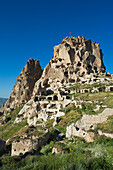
[75,108,113,131]
[98,130,113,138]
[52,145,64,154]
[66,108,113,142]
[1,58,42,115]
[11,130,50,156]
[66,123,94,142]
[33,36,106,97]
[1,36,111,145]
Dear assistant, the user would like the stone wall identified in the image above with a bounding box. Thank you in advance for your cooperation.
[11,130,50,156]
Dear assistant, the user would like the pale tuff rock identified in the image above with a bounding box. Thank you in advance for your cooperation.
[33,36,106,96]
[66,108,113,142]
[1,36,113,147]
[2,36,107,118]
[25,36,107,127]
[11,130,50,156]
[66,123,94,142]
[1,58,42,115]
[75,108,113,131]
[98,130,113,139]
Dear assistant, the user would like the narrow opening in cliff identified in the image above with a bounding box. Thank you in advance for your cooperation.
[77,62,81,66]
[34,97,38,102]
[64,71,68,78]
[69,79,75,83]
[110,87,113,91]
[59,58,62,62]
[47,89,54,95]
[68,48,75,64]
[75,126,79,131]
[53,95,58,101]
[94,66,97,71]
[84,89,88,93]
[48,97,52,100]
[66,96,70,99]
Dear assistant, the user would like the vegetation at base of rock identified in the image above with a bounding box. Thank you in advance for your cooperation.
[55,104,83,133]
[0,136,113,170]
[96,115,113,132]
[0,120,27,141]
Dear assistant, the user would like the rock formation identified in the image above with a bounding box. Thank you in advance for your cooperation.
[14,36,106,126]
[66,108,113,142]
[1,35,113,157]
[33,36,106,95]
[1,58,42,115]
[1,36,106,116]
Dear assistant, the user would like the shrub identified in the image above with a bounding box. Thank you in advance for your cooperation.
[88,156,113,170]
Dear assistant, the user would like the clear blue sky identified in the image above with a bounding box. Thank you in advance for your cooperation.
[0,0,113,98]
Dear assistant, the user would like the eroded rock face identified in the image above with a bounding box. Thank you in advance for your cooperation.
[0,36,108,146]
[11,36,107,127]
[1,58,42,115]
[2,36,106,117]
[33,36,106,96]
[66,108,113,142]
[11,130,50,156]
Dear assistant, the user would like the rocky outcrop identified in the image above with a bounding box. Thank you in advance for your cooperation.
[1,36,106,117]
[1,36,110,146]
[17,36,106,126]
[1,58,42,115]
[66,123,94,142]
[33,36,106,96]
[98,130,113,139]
[66,108,113,142]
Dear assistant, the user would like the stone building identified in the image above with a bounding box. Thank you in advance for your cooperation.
[11,130,50,156]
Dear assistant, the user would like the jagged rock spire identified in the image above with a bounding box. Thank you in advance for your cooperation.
[1,58,42,114]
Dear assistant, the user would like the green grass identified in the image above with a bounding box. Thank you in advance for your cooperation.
[0,105,27,140]
[56,104,83,133]
[0,135,113,170]
[85,92,107,101]
[103,95,113,108]
[96,115,113,132]
[0,119,27,140]
[67,82,110,91]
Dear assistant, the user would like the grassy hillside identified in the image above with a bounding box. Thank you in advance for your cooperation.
[0,81,113,169]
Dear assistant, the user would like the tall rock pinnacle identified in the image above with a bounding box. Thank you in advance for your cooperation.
[33,36,106,95]
[1,36,106,115]
[1,58,42,114]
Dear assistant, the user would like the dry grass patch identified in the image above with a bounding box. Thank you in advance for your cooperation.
[86,92,107,101]
[103,95,113,108]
